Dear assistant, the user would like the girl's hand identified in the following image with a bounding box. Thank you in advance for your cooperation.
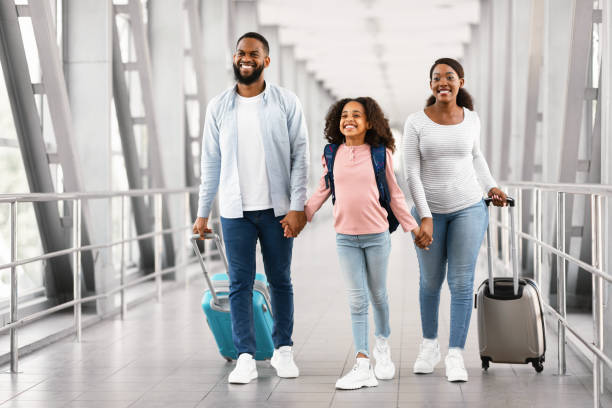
[283,224,295,238]
[488,187,508,207]
[414,217,433,250]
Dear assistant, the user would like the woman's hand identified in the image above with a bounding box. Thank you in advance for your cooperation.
[414,217,433,250]
[488,187,508,207]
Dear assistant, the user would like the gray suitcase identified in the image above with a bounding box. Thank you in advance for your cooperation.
[475,197,546,372]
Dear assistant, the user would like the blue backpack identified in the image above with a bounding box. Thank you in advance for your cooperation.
[323,143,400,233]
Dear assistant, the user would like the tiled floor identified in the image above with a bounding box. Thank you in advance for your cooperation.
[0,212,610,407]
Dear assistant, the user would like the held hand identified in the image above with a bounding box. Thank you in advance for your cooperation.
[412,226,428,251]
[414,217,433,250]
[279,211,307,238]
[192,217,212,239]
[282,224,295,238]
[488,187,508,207]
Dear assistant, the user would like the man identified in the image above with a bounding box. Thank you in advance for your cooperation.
[193,32,308,384]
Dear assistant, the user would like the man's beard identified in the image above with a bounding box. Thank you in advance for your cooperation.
[233,62,264,85]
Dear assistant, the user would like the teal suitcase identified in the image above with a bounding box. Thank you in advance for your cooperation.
[191,234,275,361]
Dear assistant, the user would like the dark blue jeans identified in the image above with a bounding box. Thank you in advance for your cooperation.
[221,209,294,356]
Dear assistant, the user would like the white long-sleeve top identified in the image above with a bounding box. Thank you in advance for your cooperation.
[402,107,497,218]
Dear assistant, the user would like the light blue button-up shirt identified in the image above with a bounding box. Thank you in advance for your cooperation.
[197,83,309,219]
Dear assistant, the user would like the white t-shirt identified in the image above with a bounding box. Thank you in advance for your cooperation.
[236,93,272,211]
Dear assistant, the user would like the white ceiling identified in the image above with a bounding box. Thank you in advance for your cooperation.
[258,0,480,126]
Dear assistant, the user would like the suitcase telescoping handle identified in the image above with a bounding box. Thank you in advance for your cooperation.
[190,233,229,306]
[484,197,519,296]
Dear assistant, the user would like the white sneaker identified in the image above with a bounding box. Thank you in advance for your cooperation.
[335,358,378,390]
[372,336,395,380]
[413,338,441,374]
[445,348,468,382]
[228,353,258,384]
[270,346,299,378]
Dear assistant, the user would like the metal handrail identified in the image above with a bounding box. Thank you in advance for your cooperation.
[491,222,612,284]
[0,187,198,203]
[492,181,609,407]
[0,225,191,271]
[502,180,612,195]
[0,187,207,373]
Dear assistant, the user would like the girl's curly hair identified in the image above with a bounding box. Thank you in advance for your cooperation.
[324,97,396,153]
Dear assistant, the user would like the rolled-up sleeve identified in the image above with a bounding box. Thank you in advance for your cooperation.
[286,96,309,211]
[197,101,221,218]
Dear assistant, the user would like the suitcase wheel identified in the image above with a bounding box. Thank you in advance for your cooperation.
[531,357,544,373]
[224,356,233,362]
[481,357,490,371]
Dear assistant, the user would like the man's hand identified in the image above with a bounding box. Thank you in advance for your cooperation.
[193,217,212,239]
[280,211,307,238]
[488,187,508,207]
[414,217,433,250]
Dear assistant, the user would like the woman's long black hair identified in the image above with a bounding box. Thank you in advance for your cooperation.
[426,58,474,111]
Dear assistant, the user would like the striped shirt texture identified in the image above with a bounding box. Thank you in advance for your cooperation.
[402,107,497,219]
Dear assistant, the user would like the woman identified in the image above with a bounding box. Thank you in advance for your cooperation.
[297,97,420,390]
[403,58,507,383]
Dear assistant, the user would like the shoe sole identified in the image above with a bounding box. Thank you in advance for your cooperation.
[335,378,378,390]
[446,372,468,382]
[228,371,258,384]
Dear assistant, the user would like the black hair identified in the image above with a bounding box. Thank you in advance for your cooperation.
[426,57,474,111]
[236,32,270,55]
[324,97,396,152]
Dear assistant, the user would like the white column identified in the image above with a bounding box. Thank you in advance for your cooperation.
[63,0,114,313]
[280,45,297,92]
[543,0,573,183]
[600,0,612,393]
[232,0,258,40]
[259,25,279,85]
[488,0,508,177]
[202,0,232,101]
[295,60,310,121]
[307,73,320,188]
[510,0,532,179]
[478,0,492,159]
[149,0,185,280]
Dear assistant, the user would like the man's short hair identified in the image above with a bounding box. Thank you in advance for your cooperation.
[236,32,270,55]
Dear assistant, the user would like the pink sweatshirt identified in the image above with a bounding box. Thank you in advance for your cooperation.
[305,143,418,235]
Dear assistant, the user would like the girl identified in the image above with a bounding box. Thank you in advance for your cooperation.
[296,97,421,390]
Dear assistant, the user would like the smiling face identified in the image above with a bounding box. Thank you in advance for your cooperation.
[340,101,370,139]
[430,63,464,104]
[233,37,270,85]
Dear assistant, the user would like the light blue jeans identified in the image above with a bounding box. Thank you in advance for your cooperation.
[411,200,488,348]
[336,231,392,357]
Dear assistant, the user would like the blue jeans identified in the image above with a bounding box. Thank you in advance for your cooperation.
[411,200,488,348]
[336,231,392,357]
[220,209,294,356]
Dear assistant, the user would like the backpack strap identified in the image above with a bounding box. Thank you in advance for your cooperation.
[370,145,390,204]
[323,144,339,205]
[371,145,400,233]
